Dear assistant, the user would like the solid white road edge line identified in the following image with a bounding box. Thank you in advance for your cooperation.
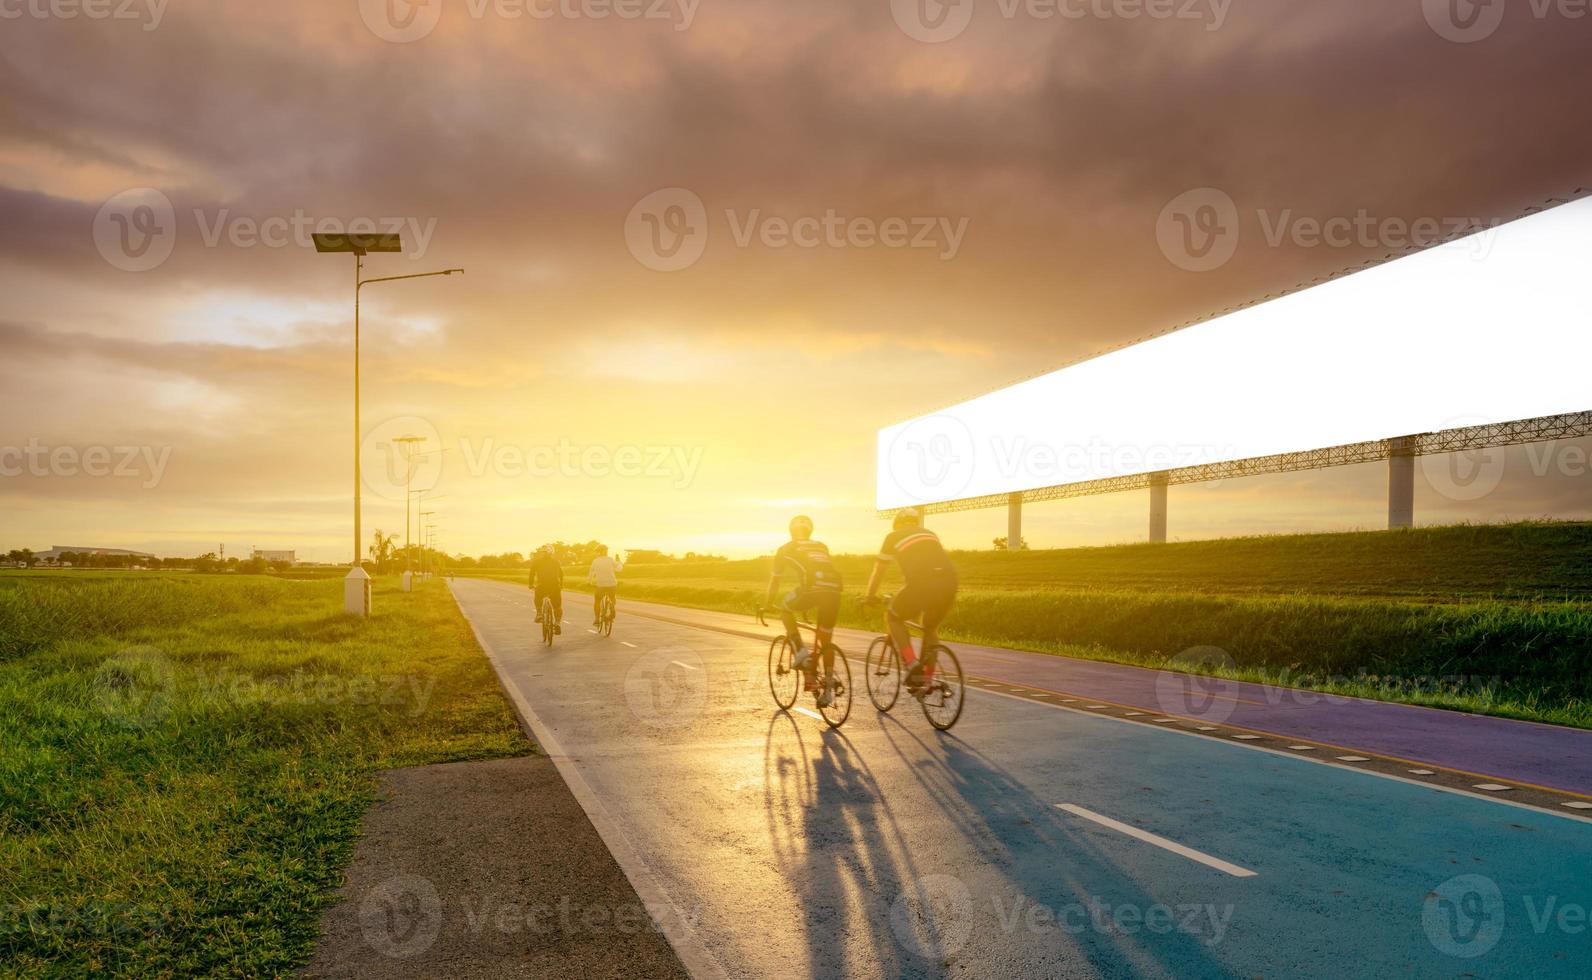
[1056,804,1258,878]
[448,581,725,980]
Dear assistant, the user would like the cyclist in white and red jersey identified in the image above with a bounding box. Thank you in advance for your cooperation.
[764,515,843,707]
[864,508,958,696]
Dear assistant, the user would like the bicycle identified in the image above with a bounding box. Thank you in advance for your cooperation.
[756,606,852,728]
[598,592,616,637]
[540,596,556,647]
[861,595,965,731]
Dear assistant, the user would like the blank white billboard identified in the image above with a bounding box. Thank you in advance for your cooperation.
[878,195,1592,510]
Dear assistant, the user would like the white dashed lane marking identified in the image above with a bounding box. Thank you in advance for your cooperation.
[1057,804,1258,879]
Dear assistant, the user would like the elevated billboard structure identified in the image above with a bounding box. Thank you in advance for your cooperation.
[877,193,1592,544]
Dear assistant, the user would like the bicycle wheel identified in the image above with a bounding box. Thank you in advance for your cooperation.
[865,636,901,712]
[918,645,964,731]
[542,599,555,646]
[768,635,799,710]
[600,596,615,636]
[818,644,852,729]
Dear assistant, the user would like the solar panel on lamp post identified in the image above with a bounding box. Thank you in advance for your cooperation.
[313,232,462,616]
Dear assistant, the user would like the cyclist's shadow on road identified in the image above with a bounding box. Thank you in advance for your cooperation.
[874,720,1240,979]
[763,710,945,977]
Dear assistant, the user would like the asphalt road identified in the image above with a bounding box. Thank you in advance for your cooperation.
[451,578,1592,979]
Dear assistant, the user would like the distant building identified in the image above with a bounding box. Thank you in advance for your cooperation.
[36,545,155,562]
[251,549,298,565]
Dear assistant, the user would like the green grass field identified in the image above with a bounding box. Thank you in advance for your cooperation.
[0,573,529,978]
[467,522,1592,728]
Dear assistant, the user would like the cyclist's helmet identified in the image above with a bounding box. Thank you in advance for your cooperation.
[789,515,814,540]
[893,508,923,531]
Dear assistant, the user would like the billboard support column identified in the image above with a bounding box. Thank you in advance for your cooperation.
[1149,473,1169,543]
[1007,493,1023,550]
[1388,436,1416,529]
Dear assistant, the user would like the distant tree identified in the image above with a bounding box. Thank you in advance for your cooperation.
[477,551,526,569]
[369,530,399,572]
[993,537,1029,551]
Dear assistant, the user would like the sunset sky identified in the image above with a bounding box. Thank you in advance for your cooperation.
[3,0,1590,562]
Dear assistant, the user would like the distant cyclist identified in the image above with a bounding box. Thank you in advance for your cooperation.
[764,515,843,708]
[529,544,563,634]
[864,508,957,697]
[588,545,622,626]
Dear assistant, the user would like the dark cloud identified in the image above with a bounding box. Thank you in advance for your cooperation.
[3,1,1590,554]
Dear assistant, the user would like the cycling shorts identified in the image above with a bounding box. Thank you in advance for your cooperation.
[890,574,958,632]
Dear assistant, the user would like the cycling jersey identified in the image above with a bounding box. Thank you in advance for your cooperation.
[774,539,843,593]
[877,527,955,584]
[528,553,563,590]
[588,555,621,588]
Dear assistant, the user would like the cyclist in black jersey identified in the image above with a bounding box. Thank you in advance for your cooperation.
[528,544,563,634]
[864,508,958,696]
[764,515,843,707]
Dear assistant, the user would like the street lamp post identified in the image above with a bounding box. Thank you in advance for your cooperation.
[419,511,435,578]
[396,447,446,592]
[394,435,423,592]
[313,232,462,616]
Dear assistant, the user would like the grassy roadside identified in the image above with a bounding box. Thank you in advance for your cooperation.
[0,573,529,978]
[459,523,1592,728]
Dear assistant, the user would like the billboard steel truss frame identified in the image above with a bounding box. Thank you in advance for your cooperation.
[880,410,1592,518]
